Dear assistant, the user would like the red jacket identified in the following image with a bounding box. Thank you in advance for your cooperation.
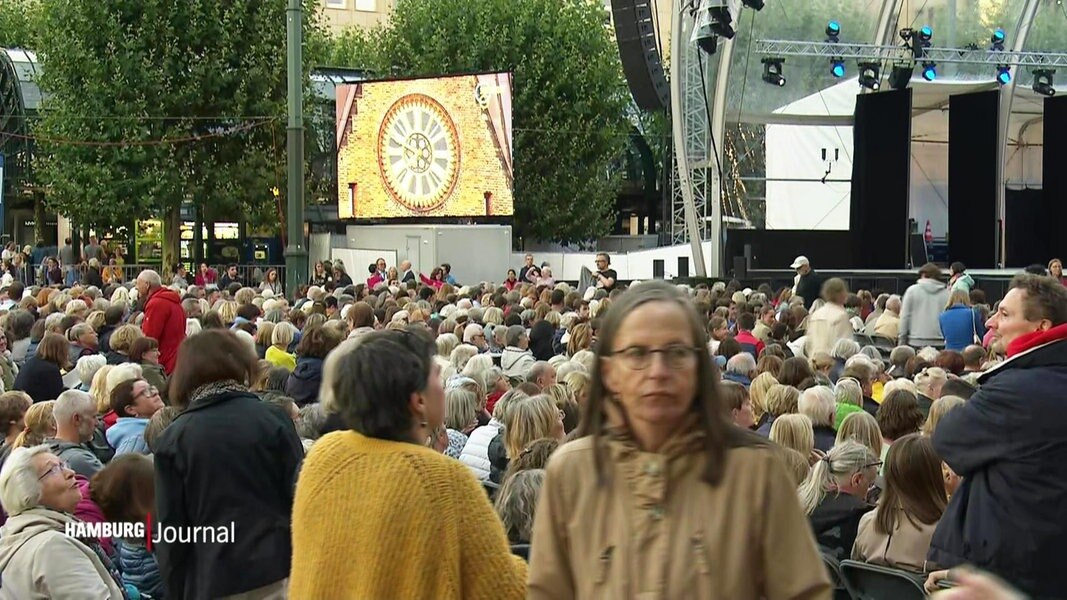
[142,286,186,374]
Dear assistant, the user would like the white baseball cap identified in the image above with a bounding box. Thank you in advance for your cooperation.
[790,256,810,269]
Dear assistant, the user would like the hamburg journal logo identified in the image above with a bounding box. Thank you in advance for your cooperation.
[65,514,235,551]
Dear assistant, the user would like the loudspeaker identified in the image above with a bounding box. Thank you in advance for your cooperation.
[611,0,669,111]
[653,259,665,279]
[678,257,689,278]
[909,233,929,267]
[732,256,747,280]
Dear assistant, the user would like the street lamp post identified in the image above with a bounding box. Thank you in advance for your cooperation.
[284,0,308,298]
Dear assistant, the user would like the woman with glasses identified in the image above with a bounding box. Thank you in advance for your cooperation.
[853,434,947,572]
[290,329,527,598]
[0,445,127,598]
[528,281,830,599]
[105,378,164,456]
[797,439,879,561]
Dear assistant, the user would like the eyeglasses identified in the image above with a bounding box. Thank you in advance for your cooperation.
[136,385,159,400]
[610,345,699,370]
[38,460,71,481]
[863,461,883,470]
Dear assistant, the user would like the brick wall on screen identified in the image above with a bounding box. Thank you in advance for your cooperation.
[337,76,514,219]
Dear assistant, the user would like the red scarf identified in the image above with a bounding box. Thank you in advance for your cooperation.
[1006,322,1067,357]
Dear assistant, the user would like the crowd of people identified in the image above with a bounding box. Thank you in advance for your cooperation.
[0,248,1061,599]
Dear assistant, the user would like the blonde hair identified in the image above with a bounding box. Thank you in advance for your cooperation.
[914,367,948,396]
[749,373,778,425]
[106,363,143,402]
[561,370,590,406]
[89,365,115,414]
[444,387,479,432]
[780,447,811,487]
[797,440,876,514]
[235,287,256,306]
[836,411,883,458]
[461,354,494,380]
[85,310,106,332]
[504,394,557,459]
[570,349,595,374]
[108,325,143,354]
[770,413,814,457]
[765,384,800,417]
[491,388,528,423]
[64,298,88,316]
[449,344,479,373]
[217,301,238,326]
[494,469,545,544]
[944,288,971,309]
[436,333,460,359]
[13,401,56,448]
[810,351,833,373]
[799,386,835,428]
[883,377,918,397]
[482,307,504,326]
[922,395,965,437]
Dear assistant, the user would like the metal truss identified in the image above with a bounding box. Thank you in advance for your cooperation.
[670,11,709,248]
[754,40,1067,67]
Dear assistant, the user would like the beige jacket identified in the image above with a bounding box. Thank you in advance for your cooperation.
[851,508,939,573]
[528,425,831,599]
[873,310,901,341]
[804,303,853,357]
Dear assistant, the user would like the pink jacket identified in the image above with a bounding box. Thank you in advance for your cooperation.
[76,475,115,558]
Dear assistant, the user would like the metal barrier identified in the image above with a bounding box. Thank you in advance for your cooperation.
[46,263,293,294]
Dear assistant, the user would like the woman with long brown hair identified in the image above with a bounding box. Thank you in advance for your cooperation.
[528,281,829,598]
[853,433,947,572]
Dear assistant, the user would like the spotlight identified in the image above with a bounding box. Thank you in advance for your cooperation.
[913,25,933,60]
[996,65,1011,85]
[991,28,1006,51]
[761,57,786,87]
[709,5,735,39]
[1033,69,1057,96]
[921,62,937,81]
[741,0,765,10]
[830,59,846,78]
[858,62,881,90]
[889,62,914,90]
[825,21,841,43]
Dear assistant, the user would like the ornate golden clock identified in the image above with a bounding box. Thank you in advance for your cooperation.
[376,94,461,212]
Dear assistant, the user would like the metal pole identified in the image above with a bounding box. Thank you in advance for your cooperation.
[284,0,308,298]
[670,3,708,277]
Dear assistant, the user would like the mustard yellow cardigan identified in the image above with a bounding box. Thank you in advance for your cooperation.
[289,430,527,599]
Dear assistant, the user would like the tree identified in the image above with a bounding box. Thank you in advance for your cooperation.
[329,0,631,245]
[33,0,320,269]
[0,0,41,49]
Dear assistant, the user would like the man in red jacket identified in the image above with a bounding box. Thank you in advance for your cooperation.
[136,269,186,374]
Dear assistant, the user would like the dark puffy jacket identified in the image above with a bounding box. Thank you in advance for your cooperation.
[116,540,163,599]
[929,325,1067,599]
[808,493,874,561]
[13,356,65,403]
[286,357,324,407]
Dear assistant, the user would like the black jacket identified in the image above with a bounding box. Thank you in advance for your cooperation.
[795,271,824,310]
[929,333,1067,599]
[286,357,324,407]
[82,267,104,288]
[97,324,117,353]
[13,356,66,403]
[808,492,873,561]
[153,389,303,599]
[812,424,837,453]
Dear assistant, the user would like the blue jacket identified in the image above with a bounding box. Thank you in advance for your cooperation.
[722,372,752,388]
[117,540,164,599]
[929,329,1067,599]
[938,304,985,351]
[106,417,150,456]
[286,357,324,407]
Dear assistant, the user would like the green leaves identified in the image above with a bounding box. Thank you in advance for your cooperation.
[329,0,629,244]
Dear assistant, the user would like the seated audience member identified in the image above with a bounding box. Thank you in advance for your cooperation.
[723,352,756,387]
[748,372,777,430]
[770,413,815,459]
[933,350,965,377]
[798,440,878,560]
[876,389,926,463]
[286,324,344,407]
[503,438,560,480]
[720,380,755,429]
[799,386,838,452]
[289,329,527,598]
[833,377,865,430]
[266,321,298,372]
[106,378,165,456]
[494,469,545,545]
[887,345,915,379]
[853,434,946,573]
[780,447,812,486]
[733,313,765,358]
[829,339,861,383]
[493,394,565,484]
[841,362,879,416]
[44,390,104,478]
[914,367,947,418]
[756,383,800,437]
[128,336,168,399]
[960,344,985,374]
[0,446,127,597]
[13,332,69,403]
[90,453,164,599]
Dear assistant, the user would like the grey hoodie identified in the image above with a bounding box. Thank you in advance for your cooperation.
[500,346,535,380]
[899,278,950,347]
[45,438,104,479]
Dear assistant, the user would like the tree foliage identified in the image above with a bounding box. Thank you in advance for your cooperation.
[33,0,320,263]
[0,0,41,49]
[329,0,631,244]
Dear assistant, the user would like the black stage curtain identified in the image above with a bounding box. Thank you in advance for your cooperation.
[1004,189,1048,267]
[948,91,998,268]
[723,229,854,270]
[1045,96,1067,261]
[851,89,911,268]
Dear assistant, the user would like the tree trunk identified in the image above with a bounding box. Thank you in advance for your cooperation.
[33,193,46,244]
[161,204,181,277]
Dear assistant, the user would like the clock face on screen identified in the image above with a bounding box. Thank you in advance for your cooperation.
[376,94,460,212]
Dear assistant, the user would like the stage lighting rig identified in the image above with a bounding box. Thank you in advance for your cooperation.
[1033,69,1056,96]
[991,28,1006,52]
[888,62,914,90]
[741,0,765,10]
[761,57,786,86]
[997,65,1012,85]
[858,62,881,90]
[826,21,845,78]
[921,62,937,81]
[990,28,1010,85]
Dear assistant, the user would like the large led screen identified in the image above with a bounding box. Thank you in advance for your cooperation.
[336,72,514,219]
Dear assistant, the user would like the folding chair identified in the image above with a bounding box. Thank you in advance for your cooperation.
[854,333,876,347]
[820,551,852,600]
[838,560,926,600]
